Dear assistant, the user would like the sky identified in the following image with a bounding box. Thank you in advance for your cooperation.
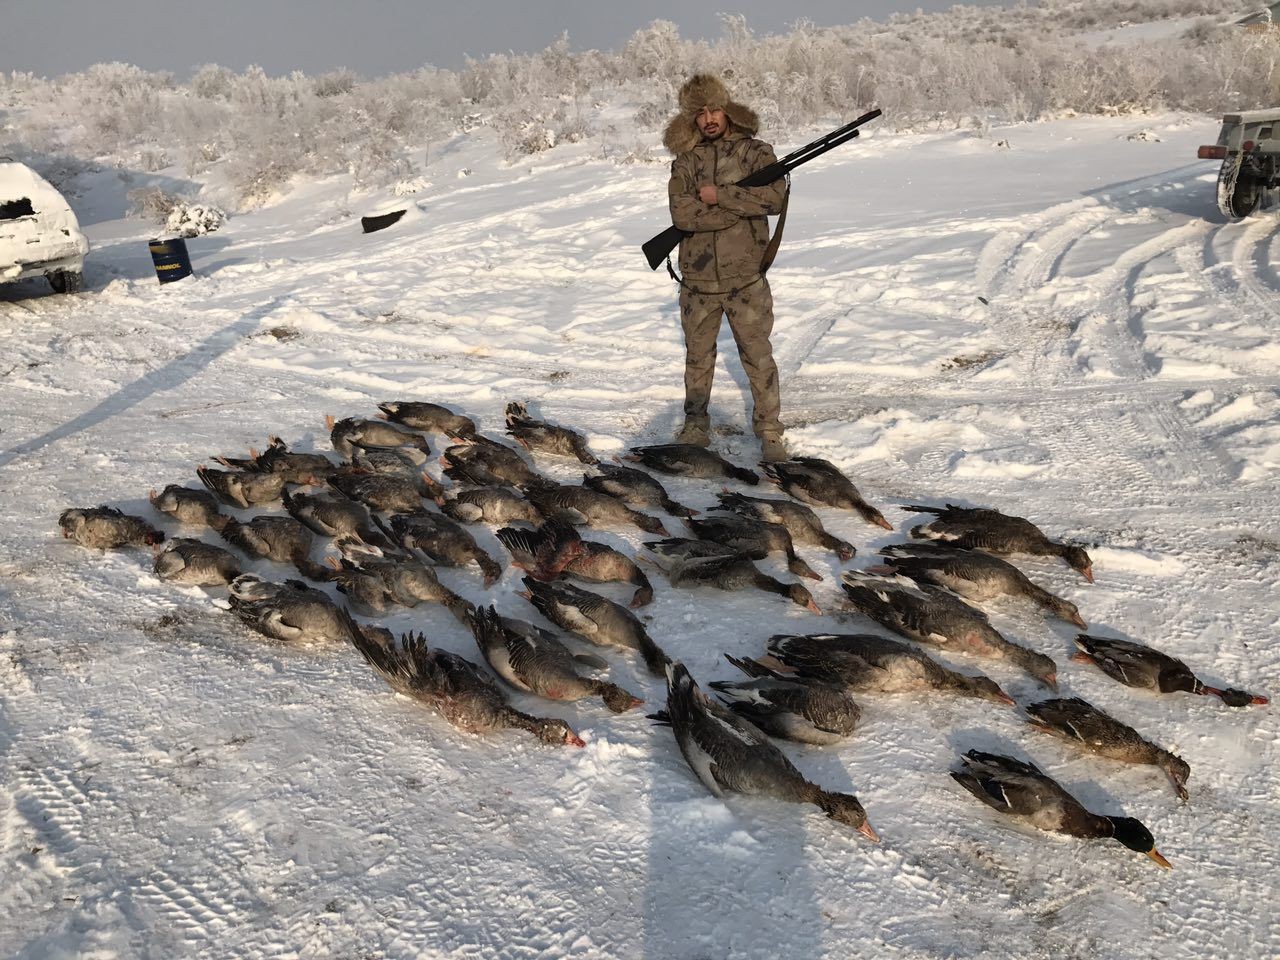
[4,0,1012,78]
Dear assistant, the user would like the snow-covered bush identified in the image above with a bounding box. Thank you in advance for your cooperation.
[165,201,227,236]
[128,186,180,223]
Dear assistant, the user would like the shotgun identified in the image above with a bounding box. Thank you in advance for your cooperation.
[642,107,882,271]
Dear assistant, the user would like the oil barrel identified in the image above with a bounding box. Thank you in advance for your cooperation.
[149,237,193,284]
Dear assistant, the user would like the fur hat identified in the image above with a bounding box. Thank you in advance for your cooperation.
[662,74,760,155]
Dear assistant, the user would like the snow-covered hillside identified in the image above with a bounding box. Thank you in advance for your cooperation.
[2,114,1277,958]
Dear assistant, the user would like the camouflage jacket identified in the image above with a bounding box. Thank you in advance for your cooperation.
[667,130,788,287]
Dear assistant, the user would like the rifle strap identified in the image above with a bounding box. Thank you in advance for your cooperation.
[760,178,791,274]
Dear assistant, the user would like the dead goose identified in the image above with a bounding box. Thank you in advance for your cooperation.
[349,445,432,480]
[197,464,286,509]
[903,503,1093,582]
[226,574,352,643]
[215,436,337,484]
[210,514,329,581]
[327,415,430,459]
[149,485,222,527]
[468,605,643,713]
[583,461,697,518]
[59,506,164,550]
[281,489,392,549]
[440,486,544,525]
[625,443,759,485]
[715,490,854,561]
[840,570,1058,689]
[495,521,586,581]
[327,471,435,515]
[505,401,597,464]
[153,538,241,586]
[378,401,477,438]
[761,457,891,530]
[440,435,542,488]
[640,541,821,615]
[710,654,862,745]
[561,540,655,608]
[519,577,671,675]
[521,480,669,536]
[376,512,503,586]
[686,514,822,581]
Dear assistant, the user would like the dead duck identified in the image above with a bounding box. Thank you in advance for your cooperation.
[1072,634,1268,707]
[952,750,1171,869]
[625,443,759,485]
[215,436,337,484]
[561,540,655,608]
[197,465,285,509]
[521,480,669,536]
[710,654,862,745]
[350,621,584,746]
[760,633,1016,706]
[583,461,697,518]
[468,605,643,713]
[686,514,822,581]
[376,511,503,586]
[440,486,544,525]
[519,577,671,675]
[148,485,222,527]
[327,415,430,459]
[281,489,391,549]
[59,506,164,549]
[1025,696,1191,800]
[716,490,854,561]
[761,458,891,530]
[505,401,597,464]
[227,574,352,643]
[903,503,1093,582]
[652,662,878,840]
[378,400,477,438]
[495,521,586,581]
[840,570,1058,689]
[153,538,241,586]
[327,471,434,515]
[877,543,1086,628]
[440,435,542,488]
[640,541,821,615]
[210,514,328,580]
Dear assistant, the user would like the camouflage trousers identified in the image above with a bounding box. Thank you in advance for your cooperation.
[678,277,782,439]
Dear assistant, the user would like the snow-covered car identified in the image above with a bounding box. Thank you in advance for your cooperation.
[0,159,89,293]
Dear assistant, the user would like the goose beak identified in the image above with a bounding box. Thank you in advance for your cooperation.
[1146,849,1172,870]
[325,415,336,429]
[806,599,823,616]
[1069,613,1087,629]
[858,821,881,843]
[997,691,1017,707]
[873,515,894,531]
[1069,652,1094,666]
[1041,673,1058,691]
[1080,566,1095,583]
[567,733,586,748]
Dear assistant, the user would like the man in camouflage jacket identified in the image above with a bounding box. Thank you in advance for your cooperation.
[664,73,789,461]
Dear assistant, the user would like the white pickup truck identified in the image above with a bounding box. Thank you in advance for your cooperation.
[0,159,89,293]
[1199,110,1280,219]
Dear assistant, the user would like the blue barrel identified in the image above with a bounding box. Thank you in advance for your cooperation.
[149,237,193,284]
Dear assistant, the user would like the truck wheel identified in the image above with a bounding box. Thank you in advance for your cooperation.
[1229,175,1263,218]
[49,270,83,294]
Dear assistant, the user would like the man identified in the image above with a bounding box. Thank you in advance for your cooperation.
[664,74,790,462]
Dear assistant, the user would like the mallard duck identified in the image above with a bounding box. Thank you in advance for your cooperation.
[327,415,430,459]
[197,465,285,509]
[350,621,584,746]
[583,461,697,518]
[519,577,670,675]
[153,538,241,586]
[521,480,668,535]
[215,436,337,484]
[715,490,854,561]
[281,489,391,548]
[640,541,821,614]
[376,511,503,586]
[149,485,222,527]
[468,605,643,712]
[1072,634,1268,707]
[710,654,862,745]
[561,540,655,608]
[440,435,542,488]
[760,633,1015,705]
[761,458,891,530]
[840,571,1058,689]
[326,471,433,515]
[651,662,877,839]
[1025,697,1191,800]
[686,514,822,581]
[227,574,353,643]
[495,521,585,581]
[440,486,544,525]
[625,443,759,485]
[951,750,1171,869]
[378,401,477,438]
[877,543,1085,627]
[504,401,597,464]
[903,503,1093,582]
[59,506,164,549]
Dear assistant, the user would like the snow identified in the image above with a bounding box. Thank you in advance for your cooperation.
[2,112,1279,958]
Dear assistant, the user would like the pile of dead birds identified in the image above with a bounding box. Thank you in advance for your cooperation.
[58,399,1269,869]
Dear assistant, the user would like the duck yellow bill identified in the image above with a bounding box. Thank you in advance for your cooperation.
[1147,849,1172,870]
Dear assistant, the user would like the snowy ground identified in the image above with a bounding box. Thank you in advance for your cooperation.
[2,112,1278,959]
